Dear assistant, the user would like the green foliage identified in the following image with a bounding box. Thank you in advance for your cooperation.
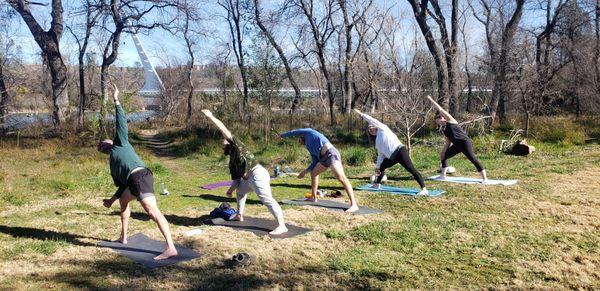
[323,230,347,240]
[532,117,586,145]
[47,180,74,192]
[343,147,371,166]
[2,193,27,206]
[147,162,169,175]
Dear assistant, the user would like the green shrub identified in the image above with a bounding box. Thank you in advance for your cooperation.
[147,162,169,175]
[48,179,74,192]
[344,147,371,166]
[324,230,347,240]
[281,145,302,164]
[532,117,586,145]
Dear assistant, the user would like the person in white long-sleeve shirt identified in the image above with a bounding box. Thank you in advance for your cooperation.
[353,109,429,196]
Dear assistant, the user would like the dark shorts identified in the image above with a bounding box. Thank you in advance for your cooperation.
[319,147,342,167]
[127,168,155,201]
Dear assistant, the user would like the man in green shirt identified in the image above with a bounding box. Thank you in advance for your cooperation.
[98,85,177,260]
[201,110,288,235]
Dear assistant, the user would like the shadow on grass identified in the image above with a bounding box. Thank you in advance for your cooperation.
[0,225,100,247]
[86,211,211,227]
[183,194,262,205]
[43,258,276,290]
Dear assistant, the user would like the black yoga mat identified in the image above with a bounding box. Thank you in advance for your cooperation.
[281,199,383,215]
[207,217,311,239]
[99,233,202,268]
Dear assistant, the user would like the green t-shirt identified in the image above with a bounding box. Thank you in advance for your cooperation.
[227,136,258,180]
[110,105,146,196]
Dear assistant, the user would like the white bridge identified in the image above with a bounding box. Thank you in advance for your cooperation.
[132,32,164,110]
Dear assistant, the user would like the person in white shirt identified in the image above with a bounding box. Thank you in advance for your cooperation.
[353,109,429,196]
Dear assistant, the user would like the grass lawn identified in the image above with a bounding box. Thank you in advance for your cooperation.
[0,130,598,290]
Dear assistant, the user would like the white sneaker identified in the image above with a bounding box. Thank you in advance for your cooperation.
[416,188,429,196]
[370,183,381,189]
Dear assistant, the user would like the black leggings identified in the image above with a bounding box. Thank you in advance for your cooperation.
[442,139,485,172]
[376,147,425,188]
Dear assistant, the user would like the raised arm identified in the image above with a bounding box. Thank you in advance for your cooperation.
[201,109,233,140]
[279,128,313,139]
[353,109,388,130]
[112,85,129,146]
[425,95,458,124]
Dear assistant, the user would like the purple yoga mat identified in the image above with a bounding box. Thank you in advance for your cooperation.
[200,180,233,190]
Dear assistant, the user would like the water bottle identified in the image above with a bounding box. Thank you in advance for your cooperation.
[160,182,170,195]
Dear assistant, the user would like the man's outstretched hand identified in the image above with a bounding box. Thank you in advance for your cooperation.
[201,109,213,117]
[112,84,120,104]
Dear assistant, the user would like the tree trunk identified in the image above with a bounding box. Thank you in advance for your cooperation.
[253,0,302,113]
[488,0,525,124]
[9,0,69,128]
[407,0,450,109]
[0,60,9,124]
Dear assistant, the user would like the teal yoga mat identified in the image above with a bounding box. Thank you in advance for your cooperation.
[356,184,446,197]
[427,175,517,185]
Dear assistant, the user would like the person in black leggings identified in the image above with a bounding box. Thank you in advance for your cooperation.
[353,109,428,195]
[425,95,488,182]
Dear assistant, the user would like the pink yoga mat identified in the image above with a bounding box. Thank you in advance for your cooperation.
[200,180,233,190]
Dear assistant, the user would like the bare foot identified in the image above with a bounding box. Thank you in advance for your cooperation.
[231,214,244,222]
[118,236,127,244]
[269,225,288,235]
[103,199,113,208]
[154,247,177,260]
[345,204,359,213]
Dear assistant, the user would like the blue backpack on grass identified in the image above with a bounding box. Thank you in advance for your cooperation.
[210,202,237,221]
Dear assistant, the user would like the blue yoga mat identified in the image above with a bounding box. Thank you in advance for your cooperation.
[356,184,446,197]
[426,175,518,185]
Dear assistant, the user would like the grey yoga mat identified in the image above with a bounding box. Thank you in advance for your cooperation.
[99,233,202,268]
[281,199,383,215]
[427,175,518,185]
[207,217,311,239]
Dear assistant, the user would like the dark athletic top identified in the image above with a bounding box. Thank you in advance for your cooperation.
[110,104,146,197]
[227,136,258,180]
[443,123,470,143]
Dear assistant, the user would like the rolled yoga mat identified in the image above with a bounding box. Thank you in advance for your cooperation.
[426,175,517,185]
[200,180,233,190]
[99,233,202,268]
[281,199,383,215]
[356,184,446,197]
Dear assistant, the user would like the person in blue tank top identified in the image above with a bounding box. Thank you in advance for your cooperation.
[278,128,359,212]
[97,85,177,260]
[425,95,488,183]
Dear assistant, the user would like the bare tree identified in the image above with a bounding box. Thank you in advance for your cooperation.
[219,0,250,107]
[253,0,302,114]
[66,0,102,129]
[337,0,374,115]
[472,0,526,124]
[178,0,204,121]
[405,0,460,113]
[7,0,69,128]
[293,0,338,125]
[96,0,177,135]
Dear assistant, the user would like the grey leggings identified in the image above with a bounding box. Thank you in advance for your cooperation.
[442,139,485,172]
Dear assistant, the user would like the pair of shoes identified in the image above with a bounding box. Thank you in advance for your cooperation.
[226,252,254,268]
